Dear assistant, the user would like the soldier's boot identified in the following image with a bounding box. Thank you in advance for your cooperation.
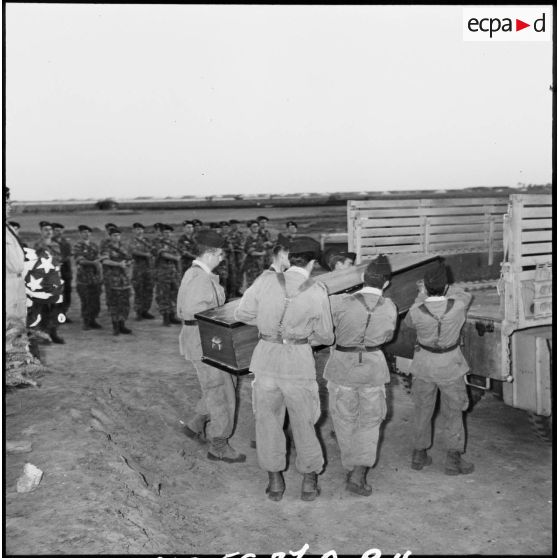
[112,320,120,336]
[207,438,247,464]
[183,414,209,444]
[411,449,433,471]
[445,451,475,476]
[301,472,320,501]
[49,327,66,344]
[142,311,155,320]
[119,320,132,334]
[135,312,144,321]
[265,472,285,502]
[169,313,182,325]
[89,320,103,329]
[346,466,373,497]
[162,313,171,327]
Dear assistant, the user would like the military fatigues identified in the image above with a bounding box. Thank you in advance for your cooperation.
[226,229,245,297]
[73,239,103,325]
[153,238,181,316]
[129,236,154,315]
[259,229,273,268]
[100,241,131,321]
[324,288,397,470]
[55,236,73,316]
[242,234,267,290]
[32,239,65,331]
[176,234,198,275]
[234,267,334,474]
[177,261,234,440]
[404,286,473,452]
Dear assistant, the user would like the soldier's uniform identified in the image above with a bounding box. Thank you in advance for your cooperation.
[257,216,274,268]
[226,220,245,297]
[177,229,246,463]
[176,221,198,275]
[53,224,73,318]
[34,229,65,343]
[404,263,474,475]
[242,225,267,290]
[129,223,155,319]
[324,255,397,496]
[153,225,181,325]
[235,238,334,501]
[73,226,103,329]
[100,228,132,333]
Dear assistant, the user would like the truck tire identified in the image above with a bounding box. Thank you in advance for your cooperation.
[527,413,552,444]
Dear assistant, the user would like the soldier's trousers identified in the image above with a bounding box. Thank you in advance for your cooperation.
[132,265,153,314]
[190,359,237,440]
[155,269,179,315]
[76,283,101,324]
[328,381,387,470]
[60,263,72,314]
[411,375,469,452]
[252,375,323,474]
[105,286,131,322]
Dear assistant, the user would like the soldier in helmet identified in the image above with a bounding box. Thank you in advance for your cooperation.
[325,254,397,497]
[404,262,474,476]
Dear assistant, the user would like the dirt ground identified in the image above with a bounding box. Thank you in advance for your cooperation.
[5,307,553,555]
[5,205,554,556]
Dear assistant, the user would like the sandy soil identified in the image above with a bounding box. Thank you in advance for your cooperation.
[5,308,553,556]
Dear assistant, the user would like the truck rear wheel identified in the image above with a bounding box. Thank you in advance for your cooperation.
[527,412,553,443]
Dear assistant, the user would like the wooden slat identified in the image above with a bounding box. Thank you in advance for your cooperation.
[350,197,509,208]
[427,231,500,243]
[356,206,507,219]
[426,240,487,251]
[515,194,552,205]
[521,218,553,230]
[522,230,552,243]
[360,223,503,236]
[521,206,552,218]
[361,236,422,247]
[520,254,553,267]
[360,226,422,237]
[361,245,423,255]
[427,215,504,226]
[521,242,552,255]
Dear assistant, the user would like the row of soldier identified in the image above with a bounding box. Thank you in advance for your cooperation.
[15,216,301,340]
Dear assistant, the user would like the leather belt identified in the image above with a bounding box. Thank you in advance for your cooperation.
[335,345,381,353]
[259,334,309,345]
[183,319,198,326]
[418,342,459,354]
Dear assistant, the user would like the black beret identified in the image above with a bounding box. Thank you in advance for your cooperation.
[132,222,145,229]
[257,216,269,222]
[39,221,52,228]
[209,222,220,229]
[424,262,448,292]
[108,226,121,235]
[364,254,392,283]
[196,229,225,249]
[78,224,92,232]
[289,236,320,258]
[276,233,291,250]
[162,224,174,232]
[182,220,194,226]
[247,220,258,227]
[104,222,117,229]
[153,222,163,230]
[51,222,64,229]
[229,219,239,225]
[8,221,20,228]
[192,219,203,226]
[286,221,298,228]
[219,221,229,227]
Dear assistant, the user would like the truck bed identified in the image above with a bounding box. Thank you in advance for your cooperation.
[466,286,503,322]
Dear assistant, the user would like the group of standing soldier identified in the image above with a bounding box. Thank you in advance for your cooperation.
[179,234,476,502]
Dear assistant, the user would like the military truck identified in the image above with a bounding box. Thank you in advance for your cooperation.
[322,192,553,441]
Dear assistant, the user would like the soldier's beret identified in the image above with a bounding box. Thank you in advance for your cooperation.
[209,222,220,229]
[276,233,291,250]
[78,224,92,232]
[104,222,117,229]
[257,215,269,222]
[51,222,64,229]
[108,226,121,235]
[192,219,203,226]
[289,236,320,258]
[162,224,174,232]
[39,221,53,228]
[247,220,258,227]
[286,221,297,228]
[229,219,239,225]
[182,220,194,226]
[424,262,448,291]
[196,229,225,249]
[132,222,145,229]
[364,254,392,283]
[219,221,229,227]
[8,221,20,229]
